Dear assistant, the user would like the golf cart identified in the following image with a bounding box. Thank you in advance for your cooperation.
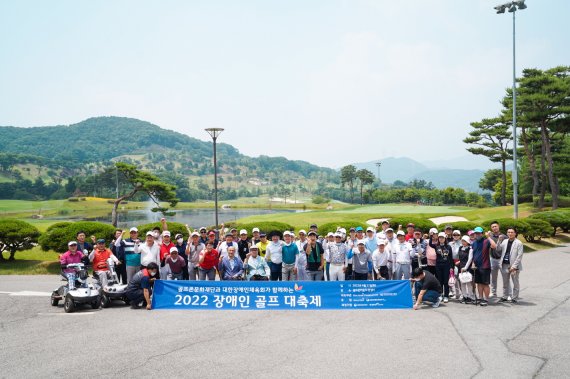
[51,263,101,313]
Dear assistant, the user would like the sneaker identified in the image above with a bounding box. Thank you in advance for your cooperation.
[443,297,449,303]
[460,298,466,304]
[507,296,512,302]
[499,297,509,302]
[480,300,488,307]
[130,303,141,309]
[511,298,518,304]
[432,297,441,308]
[465,297,473,304]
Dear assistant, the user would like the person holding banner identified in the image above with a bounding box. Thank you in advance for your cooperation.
[348,241,372,280]
[244,245,270,281]
[198,242,219,281]
[218,246,244,281]
[412,267,442,309]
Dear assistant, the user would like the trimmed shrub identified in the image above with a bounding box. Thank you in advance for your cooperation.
[437,221,478,235]
[67,197,79,202]
[533,196,570,208]
[529,210,570,236]
[481,218,531,236]
[0,219,41,260]
[318,221,369,235]
[522,219,552,242]
[39,221,115,253]
[383,217,437,234]
[137,222,189,239]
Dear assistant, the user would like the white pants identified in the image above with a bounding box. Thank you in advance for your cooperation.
[501,263,521,299]
[329,264,345,281]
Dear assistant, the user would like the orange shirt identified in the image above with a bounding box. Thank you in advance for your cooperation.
[93,249,112,271]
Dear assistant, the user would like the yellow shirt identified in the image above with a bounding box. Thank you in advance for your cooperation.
[256,241,269,259]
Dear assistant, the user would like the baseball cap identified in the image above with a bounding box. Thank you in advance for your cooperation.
[467,230,474,236]
[146,231,154,236]
[299,229,307,235]
[349,227,356,232]
[96,239,105,244]
[396,230,405,236]
[169,246,178,253]
[474,227,484,233]
[174,233,183,239]
[386,228,394,233]
[310,224,318,229]
[240,229,247,235]
[230,228,237,232]
[250,245,259,250]
[334,232,342,238]
[260,232,267,237]
[357,241,365,245]
[445,224,453,230]
[283,231,292,237]
[191,232,200,237]
[355,226,364,232]
[377,239,386,245]
[225,232,233,238]
[68,241,77,246]
[327,232,334,237]
[162,231,171,237]
[366,227,375,233]
[407,223,415,228]
[429,228,438,235]
[129,227,138,233]
[461,235,471,243]
[452,230,461,236]
[199,227,207,232]
[381,220,390,225]
[308,231,317,236]
[438,232,447,238]
[208,231,215,236]
[252,227,260,233]
[338,228,347,234]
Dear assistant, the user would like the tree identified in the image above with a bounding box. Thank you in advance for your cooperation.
[512,66,570,210]
[464,117,512,205]
[340,165,357,204]
[0,219,40,261]
[111,163,179,227]
[356,169,375,205]
[479,169,502,192]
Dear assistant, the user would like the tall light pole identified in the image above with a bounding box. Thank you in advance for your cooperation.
[494,0,526,219]
[205,128,224,228]
[375,162,382,184]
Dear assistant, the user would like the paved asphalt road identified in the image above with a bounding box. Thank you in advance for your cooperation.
[1,244,569,379]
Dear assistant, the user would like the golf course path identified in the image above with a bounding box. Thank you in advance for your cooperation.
[1,244,569,378]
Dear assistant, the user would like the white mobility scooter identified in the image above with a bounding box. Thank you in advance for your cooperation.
[51,263,101,313]
[97,258,129,308]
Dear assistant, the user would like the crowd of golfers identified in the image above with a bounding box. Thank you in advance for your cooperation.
[60,218,523,310]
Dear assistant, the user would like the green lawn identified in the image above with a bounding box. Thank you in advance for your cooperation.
[0,246,60,275]
[337,204,471,214]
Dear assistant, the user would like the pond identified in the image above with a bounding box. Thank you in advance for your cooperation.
[87,208,301,228]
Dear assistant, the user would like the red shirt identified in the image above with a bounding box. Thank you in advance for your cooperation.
[200,249,219,270]
[92,249,112,271]
[160,242,176,261]
[405,233,414,241]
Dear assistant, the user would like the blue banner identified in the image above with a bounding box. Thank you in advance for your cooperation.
[151,280,413,310]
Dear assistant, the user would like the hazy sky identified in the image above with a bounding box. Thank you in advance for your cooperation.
[0,0,568,168]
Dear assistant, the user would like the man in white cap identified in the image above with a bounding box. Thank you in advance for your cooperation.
[164,246,187,280]
[136,231,160,270]
[328,232,349,281]
[348,241,372,280]
[373,240,390,280]
[392,230,414,280]
[384,228,398,279]
[323,232,335,280]
[295,231,309,281]
[237,229,250,262]
[185,231,204,280]
[281,231,299,281]
[252,228,261,245]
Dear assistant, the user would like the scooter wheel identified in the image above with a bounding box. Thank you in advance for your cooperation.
[64,295,75,313]
[51,292,59,306]
[101,293,111,308]
[91,297,101,309]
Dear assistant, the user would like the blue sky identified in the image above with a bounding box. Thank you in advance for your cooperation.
[0,0,568,168]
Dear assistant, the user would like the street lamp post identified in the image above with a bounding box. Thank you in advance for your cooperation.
[494,0,527,219]
[205,128,224,228]
[375,162,382,185]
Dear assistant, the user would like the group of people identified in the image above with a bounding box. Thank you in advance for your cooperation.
[58,218,524,310]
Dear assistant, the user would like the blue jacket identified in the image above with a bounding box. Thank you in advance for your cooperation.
[218,256,244,280]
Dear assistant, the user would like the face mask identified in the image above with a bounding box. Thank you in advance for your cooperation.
[152,232,159,239]
[150,271,156,277]
[177,238,183,244]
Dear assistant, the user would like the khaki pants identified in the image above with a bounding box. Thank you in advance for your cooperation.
[282,263,296,281]
[501,263,521,299]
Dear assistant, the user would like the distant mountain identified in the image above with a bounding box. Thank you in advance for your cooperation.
[0,116,338,182]
[423,154,499,171]
[349,157,486,192]
[352,157,428,184]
